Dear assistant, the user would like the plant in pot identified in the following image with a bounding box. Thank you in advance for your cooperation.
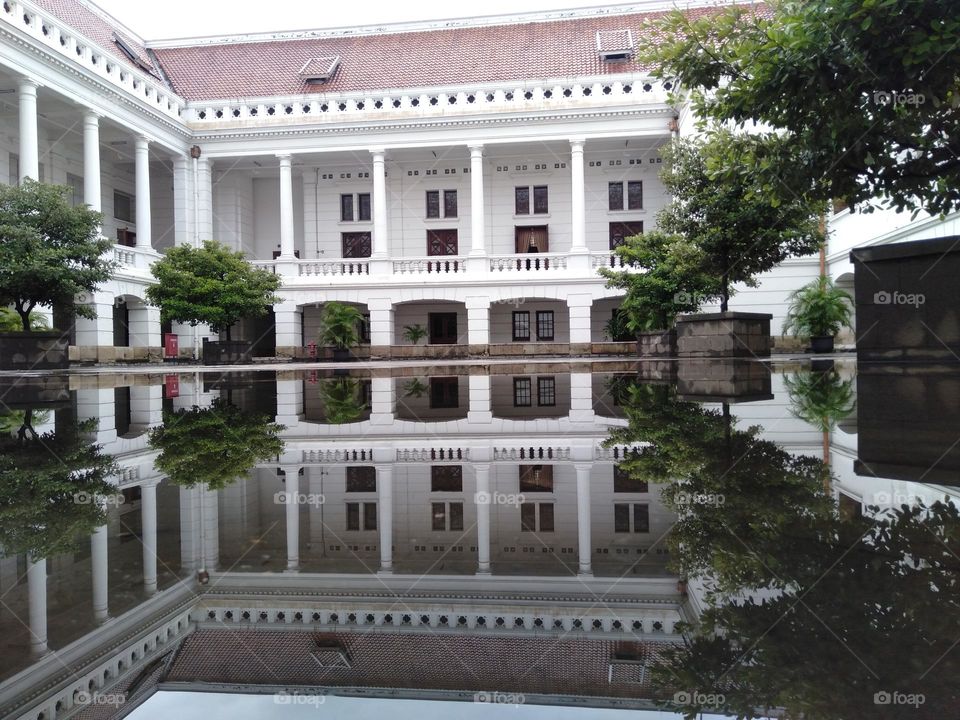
[318,377,368,425]
[403,377,428,399]
[783,277,853,354]
[403,324,428,346]
[319,302,364,362]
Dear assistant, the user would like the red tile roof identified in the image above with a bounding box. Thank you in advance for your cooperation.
[151,7,727,101]
[165,629,672,699]
[32,0,164,80]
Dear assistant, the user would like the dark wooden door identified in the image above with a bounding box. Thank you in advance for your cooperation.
[609,221,644,250]
[515,226,549,253]
[427,229,459,255]
[342,232,372,258]
[428,312,458,344]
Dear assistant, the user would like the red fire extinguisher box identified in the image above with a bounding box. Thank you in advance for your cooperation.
[163,333,179,359]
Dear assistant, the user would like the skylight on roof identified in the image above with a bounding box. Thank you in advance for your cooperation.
[596,29,634,61]
[112,33,154,74]
[299,56,341,85]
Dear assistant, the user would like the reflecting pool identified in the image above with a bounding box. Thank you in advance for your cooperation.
[0,359,957,719]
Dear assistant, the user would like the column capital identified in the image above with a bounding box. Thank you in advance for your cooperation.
[570,138,586,150]
[369,147,386,157]
[473,463,491,474]
[574,462,595,474]
[18,77,40,92]
[135,135,150,150]
[277,153,292,165]
[83,109,101,124]
[468,143,484,155]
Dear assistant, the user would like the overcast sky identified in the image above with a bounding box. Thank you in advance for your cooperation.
[93,0,635,40]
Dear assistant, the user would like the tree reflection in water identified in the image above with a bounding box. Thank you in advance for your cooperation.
[606,380,960,719]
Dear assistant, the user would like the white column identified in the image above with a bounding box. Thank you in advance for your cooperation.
[134,136,152,250]
[18,79,39,182]
[91,520,109,623]
[27,558,47,658]
[467,373,493,424]
[179,485,201,573]
[173,156,194,247]
[73,292,114,359]
[377,466,393,573]
[141,480,158,595]
[569,371,596,423]
[278,154,296,260]
[475,464,492,574]
[575,463,593,576]
[368,298,395,351]
[201,484,219,572]
[274,302,303,355]
[570,139,587,253]
[197,157,213,243]
[82,112,101,212]
[469,144,486,256]
[369,376,395,425]
[275,378,304,426]
[371,149,388,258]
[284,467,300,571]
[466,296,490,348]
[568,294,593,353]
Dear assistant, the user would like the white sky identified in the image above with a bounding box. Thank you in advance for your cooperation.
[93,0,633,41]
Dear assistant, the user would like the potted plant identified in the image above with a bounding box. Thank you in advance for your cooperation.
[403,324,428,346]
[403,377,428,399]
[319,302,364,362]
[318,377,368,424]
[783,277,853,354]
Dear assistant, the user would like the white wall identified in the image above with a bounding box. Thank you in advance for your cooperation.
[489,300,569,343]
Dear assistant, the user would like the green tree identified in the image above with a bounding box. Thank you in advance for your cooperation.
[149,398,285,490]
[0,307,49,331]
[644,0,960,215]
[146,241,281,341]
[0,180,112,332]
[318,377,369,425]
[635,133,825,312]
[600,230,721,331]
[0,409,116,559]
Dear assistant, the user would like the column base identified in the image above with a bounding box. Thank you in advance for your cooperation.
[377,568,393,576]
[577,570,594,578]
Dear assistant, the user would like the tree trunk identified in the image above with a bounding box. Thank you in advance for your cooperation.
[225,325,231,342]
[17,308,31,333]
[720,274,730,313]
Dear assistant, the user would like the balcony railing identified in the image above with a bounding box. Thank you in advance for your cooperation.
[393,257,467,275]
[489,253,568,273]
[591,252,630,269]
[113,244,157,271]
[300,260,370,276]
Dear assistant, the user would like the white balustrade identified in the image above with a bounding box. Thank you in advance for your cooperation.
[488,253,568,273]
[302,448,375,463]
[591,252,632,269]
[492,446,571,461]
[395,447,470,462]
[392,257,467,275]
[299,260,370,277]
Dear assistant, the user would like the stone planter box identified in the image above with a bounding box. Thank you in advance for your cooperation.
[676,359,773,403]
[0,375,70,407]
[489,343,570,357]
[0,331,69,370]
[636,329,677,358]
[389,344,470,360]
[590,341,636,356]
[675,312,772,358]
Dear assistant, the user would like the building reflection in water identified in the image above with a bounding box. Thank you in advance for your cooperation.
[0,361,956,718]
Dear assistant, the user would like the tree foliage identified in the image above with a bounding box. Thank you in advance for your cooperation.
[149,398,285,490]
[0,409,116,559]
[643,0,960,215]
[0,180,112,332]
[146,241,281,339]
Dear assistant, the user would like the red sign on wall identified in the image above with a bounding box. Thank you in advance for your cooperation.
[164,333,179,359]
[164,375,179,399]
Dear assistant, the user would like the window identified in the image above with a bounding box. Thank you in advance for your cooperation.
[519,465,553,493]
[536,311,555,341]
[341,232,372,258]
[533,186,549,214]
[614,503,650,533]
[432,502,464,531]
[429,377,459,409]
[608,181,643,211]
[537,377,556,406]
[512,311,530,341]
[516,186,549,215]
[346,467,376,492]
[431,465,463,492]
[444,190,458,218]
[347,502,378,531]
[614,465,647,493]
[428,313,458,344]
[609,221,644,250]
[340,193,371,222]
[513,377,532,407]
[114,190,134,223]
[515,186,530,215]
[65,173,84,207]
[608,181,624,211]
[426,190,440,218]
[521,502,554,532]
[426,229,458,255]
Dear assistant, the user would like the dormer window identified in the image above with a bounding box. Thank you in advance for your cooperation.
[112,33,154,74]
[299,56,341,85]
[596,29,634,61]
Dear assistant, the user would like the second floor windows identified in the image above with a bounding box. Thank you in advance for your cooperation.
[114,190,134,223]
[614,503,650,533]
[515,185,548,215]
[608,181,643,211]
[346,502,378,531]
[432,501,464,531]
[513,376,556,407]
[426,190,458,218]
[521,502,554,532]
[340,193,371,222]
